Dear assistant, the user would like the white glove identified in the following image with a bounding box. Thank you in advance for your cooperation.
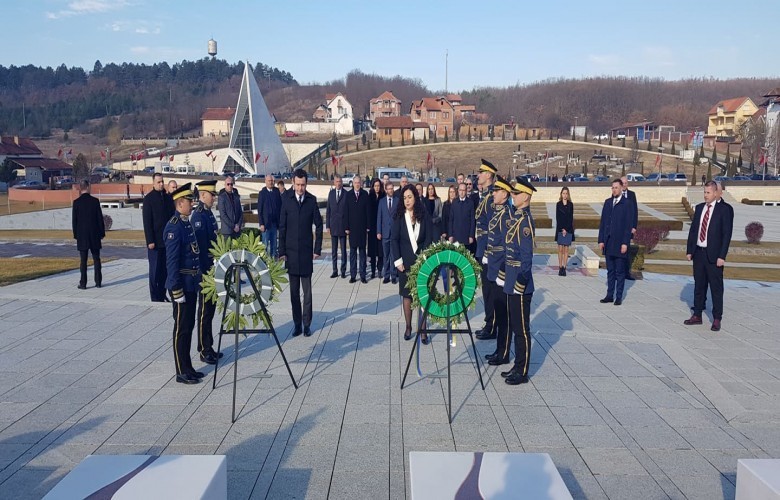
[174,296,186,304]
[496,277,505,287]
[482,256,488,264]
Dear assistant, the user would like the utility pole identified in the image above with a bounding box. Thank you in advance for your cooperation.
[445,49,448,94]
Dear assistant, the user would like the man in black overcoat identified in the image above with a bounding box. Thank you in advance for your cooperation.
[345,175,370,283]
[325,174,348,278]
[448,182,476,248]
[72,179,105,289]
[279,169,323,337]
[142,173,175,301]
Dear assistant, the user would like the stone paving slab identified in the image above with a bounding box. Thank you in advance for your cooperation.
[1,258,779,499]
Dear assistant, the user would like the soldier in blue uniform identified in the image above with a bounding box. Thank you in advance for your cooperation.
[164,183,204,385]
[191,180,222,365]
[474,159,498,340]
[484,176,515,365]
[502,177,537,385]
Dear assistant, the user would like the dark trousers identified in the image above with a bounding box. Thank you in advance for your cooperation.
[172,291,197,376]
[491,282,509,359]
[79,248,102,287]
[289,274,312,328]
[350,242,367,280]
[148,247,168,302]
[331,235,347,275]
[197,289,217,354]
[508,293,533,377]
[381,239,397,280]
[693,247,724,319]
[480,266,495,330]
[605,254,627,300]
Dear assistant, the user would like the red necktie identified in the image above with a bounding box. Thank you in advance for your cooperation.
[699,204,711,243]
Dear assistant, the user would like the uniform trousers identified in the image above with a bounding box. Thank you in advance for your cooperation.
[491,282,509,359]
[480,266,495,331]
[79,248,102,287]
[197,289,217,355]
[508,293,533,376]
[172,291,197,376]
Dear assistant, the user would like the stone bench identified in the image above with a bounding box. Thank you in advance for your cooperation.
[410,451,572,500]
[43,455,226,500]
[574,244,600,271]
[100,201,124,209]
[737,459,780,500]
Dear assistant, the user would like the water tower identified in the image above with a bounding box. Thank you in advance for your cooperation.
[207,39,218,58]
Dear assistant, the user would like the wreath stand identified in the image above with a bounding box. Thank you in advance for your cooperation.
[211,263,298,423]
[401,263,485,423]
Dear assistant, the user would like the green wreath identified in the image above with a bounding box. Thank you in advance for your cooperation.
[407,241,482,327]
[201,232,288,331]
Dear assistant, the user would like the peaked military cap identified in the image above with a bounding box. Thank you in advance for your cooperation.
[195,180,217,193]
[479,159,498,174]
[512,176,537,195]
[171,182,194,201]
[493,175,513,193]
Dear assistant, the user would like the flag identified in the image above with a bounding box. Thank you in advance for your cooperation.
[206,150,213,157]
[57,148,63,158]
[137,150,145,159]
[159,152,165,161]
[100,150,106,160]
[759,152,766,166]
[130,153,136,161]
[108,150,112,160]
[255,152,261,164]
[655,154,662,168]
[426,151,432,167]
[331,153,338,166]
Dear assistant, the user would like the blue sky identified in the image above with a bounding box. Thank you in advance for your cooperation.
[6,0,778,92]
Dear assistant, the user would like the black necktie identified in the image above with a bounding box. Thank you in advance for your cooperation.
[336,190,340,203]
[388,198,392,211]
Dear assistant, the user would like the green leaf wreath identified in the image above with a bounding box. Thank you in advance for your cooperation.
[407,241,482,327]
[201,232,288,331]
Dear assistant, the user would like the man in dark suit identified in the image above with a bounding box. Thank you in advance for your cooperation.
[346,175,369,283]
[279,169,323,337]
[684,181,734,331]
[325,174,348,278]
[72,180,105,289]
[621,176,639,280]
[143,173,175,301]
[448,182,476,248]
[598,179,633,305]
[257,174,282,257]
[376,180,398,284]
[218,175,243,238]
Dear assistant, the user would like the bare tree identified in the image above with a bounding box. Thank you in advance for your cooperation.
[739,116,766,172]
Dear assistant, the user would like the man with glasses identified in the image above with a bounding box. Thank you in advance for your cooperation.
[218,175,243,238]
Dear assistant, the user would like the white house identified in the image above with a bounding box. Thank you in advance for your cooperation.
[324,93,354,135]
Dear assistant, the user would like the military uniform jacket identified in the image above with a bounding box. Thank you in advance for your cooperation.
[485,202,513,283]
[164,212,202,299]
[474,184,495,260]
[190,203,218,274]
[504,206,535,296]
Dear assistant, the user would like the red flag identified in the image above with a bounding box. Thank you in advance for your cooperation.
[57,148,63,158]
[655,154,661,168]
[169,155,174,161]
[426,151,431,166]
[759,152,766,166]
[100,150,106,160]
[331,153,338,166]
[212,155,216,163]
[206,150,213,157]
[255,152,261,163]
[130,153,136,161]
[137,150,145,159]
[159,152,165,160]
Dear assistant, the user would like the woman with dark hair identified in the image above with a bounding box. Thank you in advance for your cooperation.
[440,185,457,241]
[424,183,443,240]
[391,184,433,342]
[367,178,384,279]
[555,186,575,276]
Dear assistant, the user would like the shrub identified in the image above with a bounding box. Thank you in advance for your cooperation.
[745,222,764,244]
[103,214,113,231]
[633,227,661,252]
[741,198,764,206]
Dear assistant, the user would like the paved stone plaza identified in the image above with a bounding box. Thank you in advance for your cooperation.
[0,257,779,499]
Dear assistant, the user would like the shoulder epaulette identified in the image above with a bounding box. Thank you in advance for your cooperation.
[168,215,179,224]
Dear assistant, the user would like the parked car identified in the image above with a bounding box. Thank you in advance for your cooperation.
[284,130,299,137]
[142,166,155,174]
[667,173,688,182]
[592,133,609,141]
[572,176,590,182]
[732,175,751,181]
[626,173,646,182]
[645,173,667,182]
[12,180,45,190]
[92,167,111,179]
[55,176,74,189]
[593,175,610,182]
[444,177,457,183]
[713,176,730,182]
[616,132,627,140]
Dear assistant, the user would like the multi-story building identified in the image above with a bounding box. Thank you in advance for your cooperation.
[409,97,455,138]
[201,107,235,137]
[312,93,354,135]
[375,116,429,143]
[369,91,402,123]
[707,97,758,137]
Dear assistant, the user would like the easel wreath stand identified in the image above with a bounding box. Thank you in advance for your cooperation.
[401,242,485,423]
[201,235,297,423]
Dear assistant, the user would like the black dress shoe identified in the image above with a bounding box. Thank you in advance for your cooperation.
[304,326,312,337]
[383,277,390,284]
[292,326,302,337]
[626,274,636,281]
[403,326,412,341]
[488,357,510,366]
[199,352,217,365]
[561,268,566,276]
[213,350,224,359]
[330,272,338,278]
[77,284,87,290]
[420,335,430,345]
[391,278,397,284]
[349,277,357,283]
[341,273,347,278]
[614,299,622,306]
[600,297,614,303]
[95,283,102,288]
[192,371,205,379]
[476,333,497,340]
[360,278,368,283]
[485,352,498,360]
[505,372,529,385]
[175,374,200,384]
[474,328,486,336]
[501,366,519,378]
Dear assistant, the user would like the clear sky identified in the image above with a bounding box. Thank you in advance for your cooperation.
[6,0,778,92]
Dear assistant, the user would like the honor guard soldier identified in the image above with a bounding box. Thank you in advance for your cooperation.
[164,183,204,385]
[474,159,498,340]
[484,176,515,366]
[502,177,537,385]
[191,180,222,365]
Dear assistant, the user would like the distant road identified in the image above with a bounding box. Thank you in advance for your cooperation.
[0,241,146,259]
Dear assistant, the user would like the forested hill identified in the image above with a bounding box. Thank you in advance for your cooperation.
[0,58,296,138]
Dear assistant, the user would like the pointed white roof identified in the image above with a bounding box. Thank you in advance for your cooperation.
[226,61,290,174]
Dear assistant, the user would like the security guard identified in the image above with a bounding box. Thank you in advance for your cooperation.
[502,177,537,385]
[474,159,498,340]
[191,180,222,365]
[485,175,515,366]
[164,183,204,384]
